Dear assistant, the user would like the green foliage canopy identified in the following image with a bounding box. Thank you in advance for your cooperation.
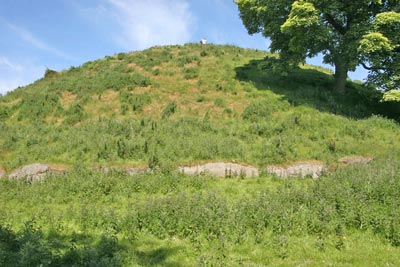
[359,11,400,93]
[236,0,400,93]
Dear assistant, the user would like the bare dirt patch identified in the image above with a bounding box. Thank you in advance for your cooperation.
[60,91,77,109]
[48,164,70,174]
[127,63,144,72]
[2,98,21,107]
[97,89,119,105]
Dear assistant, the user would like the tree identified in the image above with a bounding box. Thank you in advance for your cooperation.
[235,0,400,93]
[358,11,400,95]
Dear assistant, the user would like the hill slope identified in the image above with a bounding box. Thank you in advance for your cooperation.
[1,44,400,266]
[0,44,399,170]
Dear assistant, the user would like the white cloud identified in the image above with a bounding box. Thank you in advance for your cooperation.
[81,0,195,50]
[0,57,23,72]
[0,56,43,94]
[5,22,75,60]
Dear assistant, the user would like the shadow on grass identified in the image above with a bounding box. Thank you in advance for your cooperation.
[0,223,121,267]
[134,245,184,267]
[0,222,185,267]
[235,57,400,121]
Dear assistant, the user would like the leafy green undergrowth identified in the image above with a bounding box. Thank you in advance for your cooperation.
[1,160,400,266]
[1,112,399,171]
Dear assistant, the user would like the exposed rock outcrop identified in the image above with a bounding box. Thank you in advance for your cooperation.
[8,163,50,182]
[339,156,373,165]
[178,162,259,178]
[265,161,325,179]
[3,156,374,183]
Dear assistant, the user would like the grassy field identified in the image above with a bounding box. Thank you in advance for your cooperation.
[0,44,399,266]
[1,160,400,266]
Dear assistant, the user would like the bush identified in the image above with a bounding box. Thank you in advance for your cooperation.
[44,68,57,79]
[0,106,9,120]
[196,96,207,102]
[242,98,289,121]
[17,92,62,121]
[120,92,151,113]
[183,67,199,79]
[161,102,177,119]
[214,98,225,107]
[177,55,200,67]
[64,103,87,124]
[0,222,121,267]
[117,53,125,60]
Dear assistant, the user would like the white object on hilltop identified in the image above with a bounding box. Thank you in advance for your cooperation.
[200,38,207,45]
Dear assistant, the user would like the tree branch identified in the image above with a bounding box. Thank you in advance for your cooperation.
[360,62,381,71]
[324,13,346,35]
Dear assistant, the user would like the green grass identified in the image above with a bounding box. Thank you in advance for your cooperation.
[1,44,399,170]
[1,160,400,266]
[0,44,400,171]
[0,44,400,266]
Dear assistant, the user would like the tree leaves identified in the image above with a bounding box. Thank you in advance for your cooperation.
[359,11,400,91]
[236,0,400,93]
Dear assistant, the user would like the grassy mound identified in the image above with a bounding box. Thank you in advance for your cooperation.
[0,44,399,170]
[1,44,400,266]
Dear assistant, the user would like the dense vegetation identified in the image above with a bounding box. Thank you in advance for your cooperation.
[0,44,400,266]
[0,44,399,170]
[1,161,400,266]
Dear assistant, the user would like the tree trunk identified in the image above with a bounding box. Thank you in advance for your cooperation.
[333,61,349,93]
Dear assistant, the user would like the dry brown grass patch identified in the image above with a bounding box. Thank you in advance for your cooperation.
[1,98,21,107]
[127,63,144,72]
[60,91,77,109]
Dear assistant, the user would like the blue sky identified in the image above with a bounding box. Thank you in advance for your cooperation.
[0,0,367,94]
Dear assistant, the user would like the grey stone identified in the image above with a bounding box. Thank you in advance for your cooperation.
[265,162,325,179]
[8,163,50,182]
[178,162,259,178]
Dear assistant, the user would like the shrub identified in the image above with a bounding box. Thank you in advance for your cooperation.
[17,92,62,121]
[200,51,208,57]
[44,68,57,79]
[64,103,87,124]
[214,98,225,107]
[152,68,161,76]
[242,98,289,122]
[117,53,125,60]
[0,106,9,120]
[183,67,199,79]
[177,55,200,67]
[196,96,207,102]
[120,92,151,113]
[161,102,177,119]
